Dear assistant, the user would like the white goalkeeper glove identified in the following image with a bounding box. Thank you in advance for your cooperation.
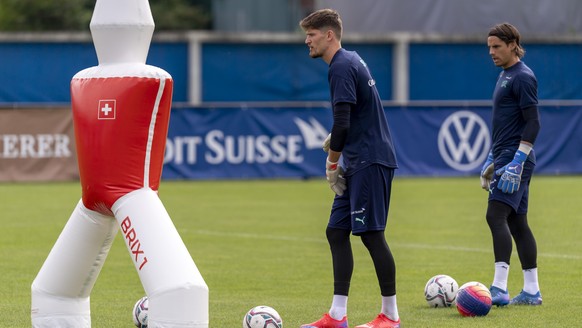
[322,133,331,153]
[326,158,346,196]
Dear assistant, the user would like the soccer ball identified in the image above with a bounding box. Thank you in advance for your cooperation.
[132,296,149,327]
[456,283,492,317]
[242,305,283,328]
[424,274,459,307]
[459,281,487,291]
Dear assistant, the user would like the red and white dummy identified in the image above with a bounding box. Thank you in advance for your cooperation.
[30,0,208,327]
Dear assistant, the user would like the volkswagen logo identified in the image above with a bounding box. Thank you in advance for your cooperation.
[438,111,490,171]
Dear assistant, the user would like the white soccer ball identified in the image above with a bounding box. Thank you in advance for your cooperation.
[424,274,459,307]
[242,305,283,328]
[132,296,149,327]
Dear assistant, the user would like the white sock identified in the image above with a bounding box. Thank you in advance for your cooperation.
[329,295,347,320]
[523,268,540,294]
[381,295,399,322]
[492,261,510,291]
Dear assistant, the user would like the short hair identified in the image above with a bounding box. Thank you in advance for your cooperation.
[488,23,525,58]
[299,8,343,40]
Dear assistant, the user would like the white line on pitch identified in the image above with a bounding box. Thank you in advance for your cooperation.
[191,229,582,261]
[398,242,582,260]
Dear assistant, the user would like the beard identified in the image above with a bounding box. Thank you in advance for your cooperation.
[309,48,322,58]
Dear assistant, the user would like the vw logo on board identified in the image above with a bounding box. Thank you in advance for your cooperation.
[438,110,490,172]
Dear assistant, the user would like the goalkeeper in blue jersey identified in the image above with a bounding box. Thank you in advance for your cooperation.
[481,23,542,306]
[299,8,400,328]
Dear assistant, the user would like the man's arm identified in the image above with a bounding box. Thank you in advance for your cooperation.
[521,105,541,145]
[328,102,351,157]
[325,102,351,195]
[496,105,541,194]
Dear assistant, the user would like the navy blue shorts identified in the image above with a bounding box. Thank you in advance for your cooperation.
[328,164,395,235]
[489,154,535,215]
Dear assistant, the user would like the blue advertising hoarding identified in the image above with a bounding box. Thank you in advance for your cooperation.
[162,105,582,179]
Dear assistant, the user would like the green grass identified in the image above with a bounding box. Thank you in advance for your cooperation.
[1,176,581,327]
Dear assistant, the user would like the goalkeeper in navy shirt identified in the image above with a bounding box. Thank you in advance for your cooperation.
[481,23,542,306]
[299,8,400,328]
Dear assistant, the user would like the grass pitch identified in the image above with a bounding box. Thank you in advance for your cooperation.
[1,176,581,327]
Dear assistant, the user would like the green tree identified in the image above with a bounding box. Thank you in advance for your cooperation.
[150,0,211,30]
[0,0,212,31]
[0,0,92,31]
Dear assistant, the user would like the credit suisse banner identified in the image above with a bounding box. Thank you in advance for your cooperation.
[163,107,332,179]
[162,105,582,179]
[0,108,78,182]
[2,106,578,182]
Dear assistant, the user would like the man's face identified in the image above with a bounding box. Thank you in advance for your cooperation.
[487,36,516,69]
[304,28,328,58]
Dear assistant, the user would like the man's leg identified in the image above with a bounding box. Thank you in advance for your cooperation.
[327,227,353,319]
[486,200,514,286]
[360,231,398,321]
[508,212,542,304]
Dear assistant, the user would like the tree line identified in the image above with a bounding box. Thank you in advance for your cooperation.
[0,0,212,31]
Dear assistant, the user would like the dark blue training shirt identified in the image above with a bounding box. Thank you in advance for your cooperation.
[328,48,398,175]
[491,61,538,163]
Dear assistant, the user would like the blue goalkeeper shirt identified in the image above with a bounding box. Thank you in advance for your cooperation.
[328,48,398,175]
[491,61,538,164]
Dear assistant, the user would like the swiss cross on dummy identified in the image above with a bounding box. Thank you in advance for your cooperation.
[30,0,209,327]
[98,99,116,120]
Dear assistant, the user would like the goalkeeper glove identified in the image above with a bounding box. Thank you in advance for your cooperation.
[326,158,346,196]
[495,150,528,194]
[322,133,331,153]
[480,151,494,191]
